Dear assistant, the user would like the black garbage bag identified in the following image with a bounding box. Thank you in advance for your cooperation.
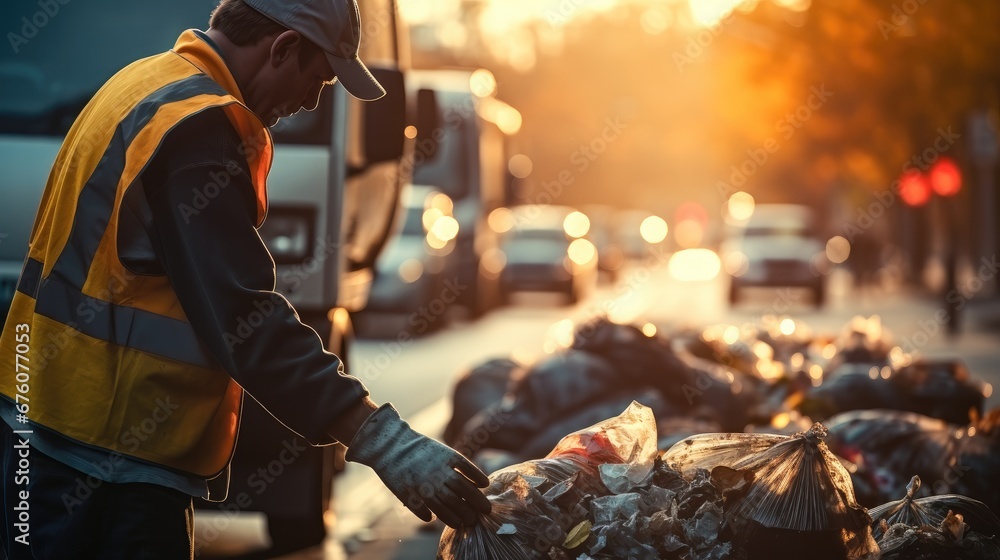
[676,353,766,431]
[663,423,880,560]
[869,475,1000,541]
[444,358,521,446]
[801,362,910,420]
[825,409,1000,511]
[454,350,619,453]
[801,359,986,425]
[570,318,694,404]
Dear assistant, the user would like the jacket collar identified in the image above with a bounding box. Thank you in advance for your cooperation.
[172,29,246,104]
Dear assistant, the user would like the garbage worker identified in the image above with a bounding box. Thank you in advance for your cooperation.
[0,0,490,557]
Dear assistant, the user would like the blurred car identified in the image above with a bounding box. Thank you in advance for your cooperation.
[497,205,598,304]
[360,185,458,335]
[721,204,828,306]
[614,208,672,261]
[407,70,517,318]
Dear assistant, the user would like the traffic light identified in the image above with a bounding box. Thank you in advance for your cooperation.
[929,157,962,197]
[898,169,931,207]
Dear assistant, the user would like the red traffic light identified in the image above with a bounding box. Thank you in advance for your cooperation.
[898,170,931,207]
[930,157,962,197]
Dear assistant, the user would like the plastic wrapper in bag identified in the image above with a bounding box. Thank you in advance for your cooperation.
[517,388,676,461]
[445,358,522,446]
[869,475,1000,540]
[825,409,1000,510]
[663,423,880,559]
[438,402,657,560]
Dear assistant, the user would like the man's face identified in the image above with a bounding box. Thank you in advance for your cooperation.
[255,31,337,127]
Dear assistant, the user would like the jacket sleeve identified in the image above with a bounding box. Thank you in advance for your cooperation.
[140,108,370,445]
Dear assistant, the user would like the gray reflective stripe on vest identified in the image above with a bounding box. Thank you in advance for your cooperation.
[16,256,43,298]
[50,73,229,289]
[28,268,217,370]
[21,73,230,371]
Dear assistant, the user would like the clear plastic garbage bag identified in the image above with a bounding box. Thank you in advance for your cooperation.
[438,402,657,560]
[877,509,1000,559]
[662,423,880,560]
[869,475,1000,541]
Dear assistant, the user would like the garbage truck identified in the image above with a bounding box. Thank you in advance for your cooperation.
[360,69,519,332]
[0,0,416,553]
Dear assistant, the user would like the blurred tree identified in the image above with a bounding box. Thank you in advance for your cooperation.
[407,0,999,228]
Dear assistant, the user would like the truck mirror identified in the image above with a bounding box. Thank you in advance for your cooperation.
[414,88,441,162]
[363,66,406,165]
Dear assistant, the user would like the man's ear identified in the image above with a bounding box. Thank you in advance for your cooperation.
[268,29,303,68]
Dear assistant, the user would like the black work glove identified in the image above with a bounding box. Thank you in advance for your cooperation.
[345,404,492,528]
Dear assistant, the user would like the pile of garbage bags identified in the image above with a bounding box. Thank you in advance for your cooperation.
[440,403,1000,559]
[440,314,999,558]
[445,315,994,501]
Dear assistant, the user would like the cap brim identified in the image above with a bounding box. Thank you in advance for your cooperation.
[325,52,386,101]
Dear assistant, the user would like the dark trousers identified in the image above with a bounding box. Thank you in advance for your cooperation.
[0,421,194,559]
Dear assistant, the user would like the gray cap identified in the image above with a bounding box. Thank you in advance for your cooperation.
[243,0,386,101]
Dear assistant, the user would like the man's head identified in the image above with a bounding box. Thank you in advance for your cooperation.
[208,0,384,127]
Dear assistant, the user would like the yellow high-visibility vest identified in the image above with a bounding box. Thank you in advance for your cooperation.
[0,30,272,477]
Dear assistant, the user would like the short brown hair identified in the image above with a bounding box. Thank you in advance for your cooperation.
[209,0,287,46]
